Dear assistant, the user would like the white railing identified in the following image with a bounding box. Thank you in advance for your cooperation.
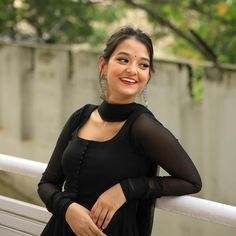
[1,153,236,229]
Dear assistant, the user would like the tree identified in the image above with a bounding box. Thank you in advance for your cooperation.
[123,0,236,64]
[1,0,236,64]
[0,0,122,44]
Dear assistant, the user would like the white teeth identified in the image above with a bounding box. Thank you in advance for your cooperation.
[121,78,136,83]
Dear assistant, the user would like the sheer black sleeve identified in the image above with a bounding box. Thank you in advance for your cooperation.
[37,107,84,217]
[120,113,202,201]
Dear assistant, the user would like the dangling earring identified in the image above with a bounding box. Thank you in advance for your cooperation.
[99,74,107,100]
[141,84,148,107]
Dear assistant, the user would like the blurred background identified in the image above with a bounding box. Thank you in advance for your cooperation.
[0,0,236,235]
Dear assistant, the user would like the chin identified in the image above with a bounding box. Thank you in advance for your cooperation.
[108,88,140,101]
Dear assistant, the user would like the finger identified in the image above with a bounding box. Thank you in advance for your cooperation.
[78,229,91,236]
[90,202,98,217]
[101,210,115,230]
[80,234,89,236]
[89,224,107,236]
[82,227,96,236]
[97,208,109,229]
[77,222,96,236]
[76,233,88,236]
[91,206,102,224]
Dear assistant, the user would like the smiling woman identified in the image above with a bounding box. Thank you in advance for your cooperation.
[99,38,150,104]
[37,26,202,236]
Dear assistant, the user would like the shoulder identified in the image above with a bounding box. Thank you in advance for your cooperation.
[131,109,178,146]
[67,104,97,128]
[70,104,96,117]
[132,105,163,130]
[130,106,170,143]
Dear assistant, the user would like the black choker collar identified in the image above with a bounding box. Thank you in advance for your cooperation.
[97,100,139,121]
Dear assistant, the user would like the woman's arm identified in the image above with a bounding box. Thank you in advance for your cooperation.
[37,108,82,217]
[91,112,202,229]
[120,113,202,201]
[38,106,107,235]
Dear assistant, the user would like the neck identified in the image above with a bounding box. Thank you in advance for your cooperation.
[97,100,139,122]
[106,94,135,105]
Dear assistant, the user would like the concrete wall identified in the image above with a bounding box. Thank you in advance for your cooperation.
[0,42,236,236]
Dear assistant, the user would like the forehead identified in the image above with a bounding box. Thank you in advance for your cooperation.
[112,38,149,58]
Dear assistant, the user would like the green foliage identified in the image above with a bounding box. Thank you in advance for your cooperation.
[0,0,122,44]
[124,0,236,64]
[1,0,236,64]
[192,66,204,103]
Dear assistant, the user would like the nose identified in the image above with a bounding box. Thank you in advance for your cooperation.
[126,62,137,75]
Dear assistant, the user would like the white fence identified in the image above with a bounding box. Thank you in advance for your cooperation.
[0,195,50,236]
[0,153,236,236]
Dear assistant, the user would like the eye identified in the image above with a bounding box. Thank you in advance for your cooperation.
[139,63,150,70]
[117,57,128,63]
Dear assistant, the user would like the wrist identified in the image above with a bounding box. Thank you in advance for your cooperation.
[65,202,76,220]
[120,177,148,200]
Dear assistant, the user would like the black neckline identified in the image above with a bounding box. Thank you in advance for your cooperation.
[97,100,139,122]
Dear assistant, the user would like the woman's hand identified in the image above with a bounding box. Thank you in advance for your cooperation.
[90,183,126,230]
[65,202,107,236]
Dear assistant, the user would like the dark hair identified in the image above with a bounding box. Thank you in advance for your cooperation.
[101,26,155,74]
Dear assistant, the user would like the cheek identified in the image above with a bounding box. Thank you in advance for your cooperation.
[140,71,150,84]
[107,64,123,78]
[111,68,122,77]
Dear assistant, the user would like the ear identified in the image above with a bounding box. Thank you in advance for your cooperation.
[98,56,107,76]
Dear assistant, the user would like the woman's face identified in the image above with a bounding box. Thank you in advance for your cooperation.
[100,37,150,103]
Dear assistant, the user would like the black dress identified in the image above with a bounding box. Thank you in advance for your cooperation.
[38,102,202,236]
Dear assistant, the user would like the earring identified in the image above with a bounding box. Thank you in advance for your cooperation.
[141,84,148,107]
[99,74,107,100]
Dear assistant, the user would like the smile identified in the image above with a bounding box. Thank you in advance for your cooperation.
[120,77,137,85]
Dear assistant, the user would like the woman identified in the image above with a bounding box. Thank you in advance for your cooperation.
[38,26,202,236]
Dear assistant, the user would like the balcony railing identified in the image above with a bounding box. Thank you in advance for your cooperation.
[0,153,236,235]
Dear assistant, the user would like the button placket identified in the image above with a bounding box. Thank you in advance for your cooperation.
[75,141,89,192]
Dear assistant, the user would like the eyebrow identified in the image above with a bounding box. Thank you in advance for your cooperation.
[117,51,150,63]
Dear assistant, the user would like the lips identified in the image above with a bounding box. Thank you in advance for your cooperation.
[120,77,137,85]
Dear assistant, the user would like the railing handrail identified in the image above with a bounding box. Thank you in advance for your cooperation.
[0,153,46,178]
[0,153,236,229]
